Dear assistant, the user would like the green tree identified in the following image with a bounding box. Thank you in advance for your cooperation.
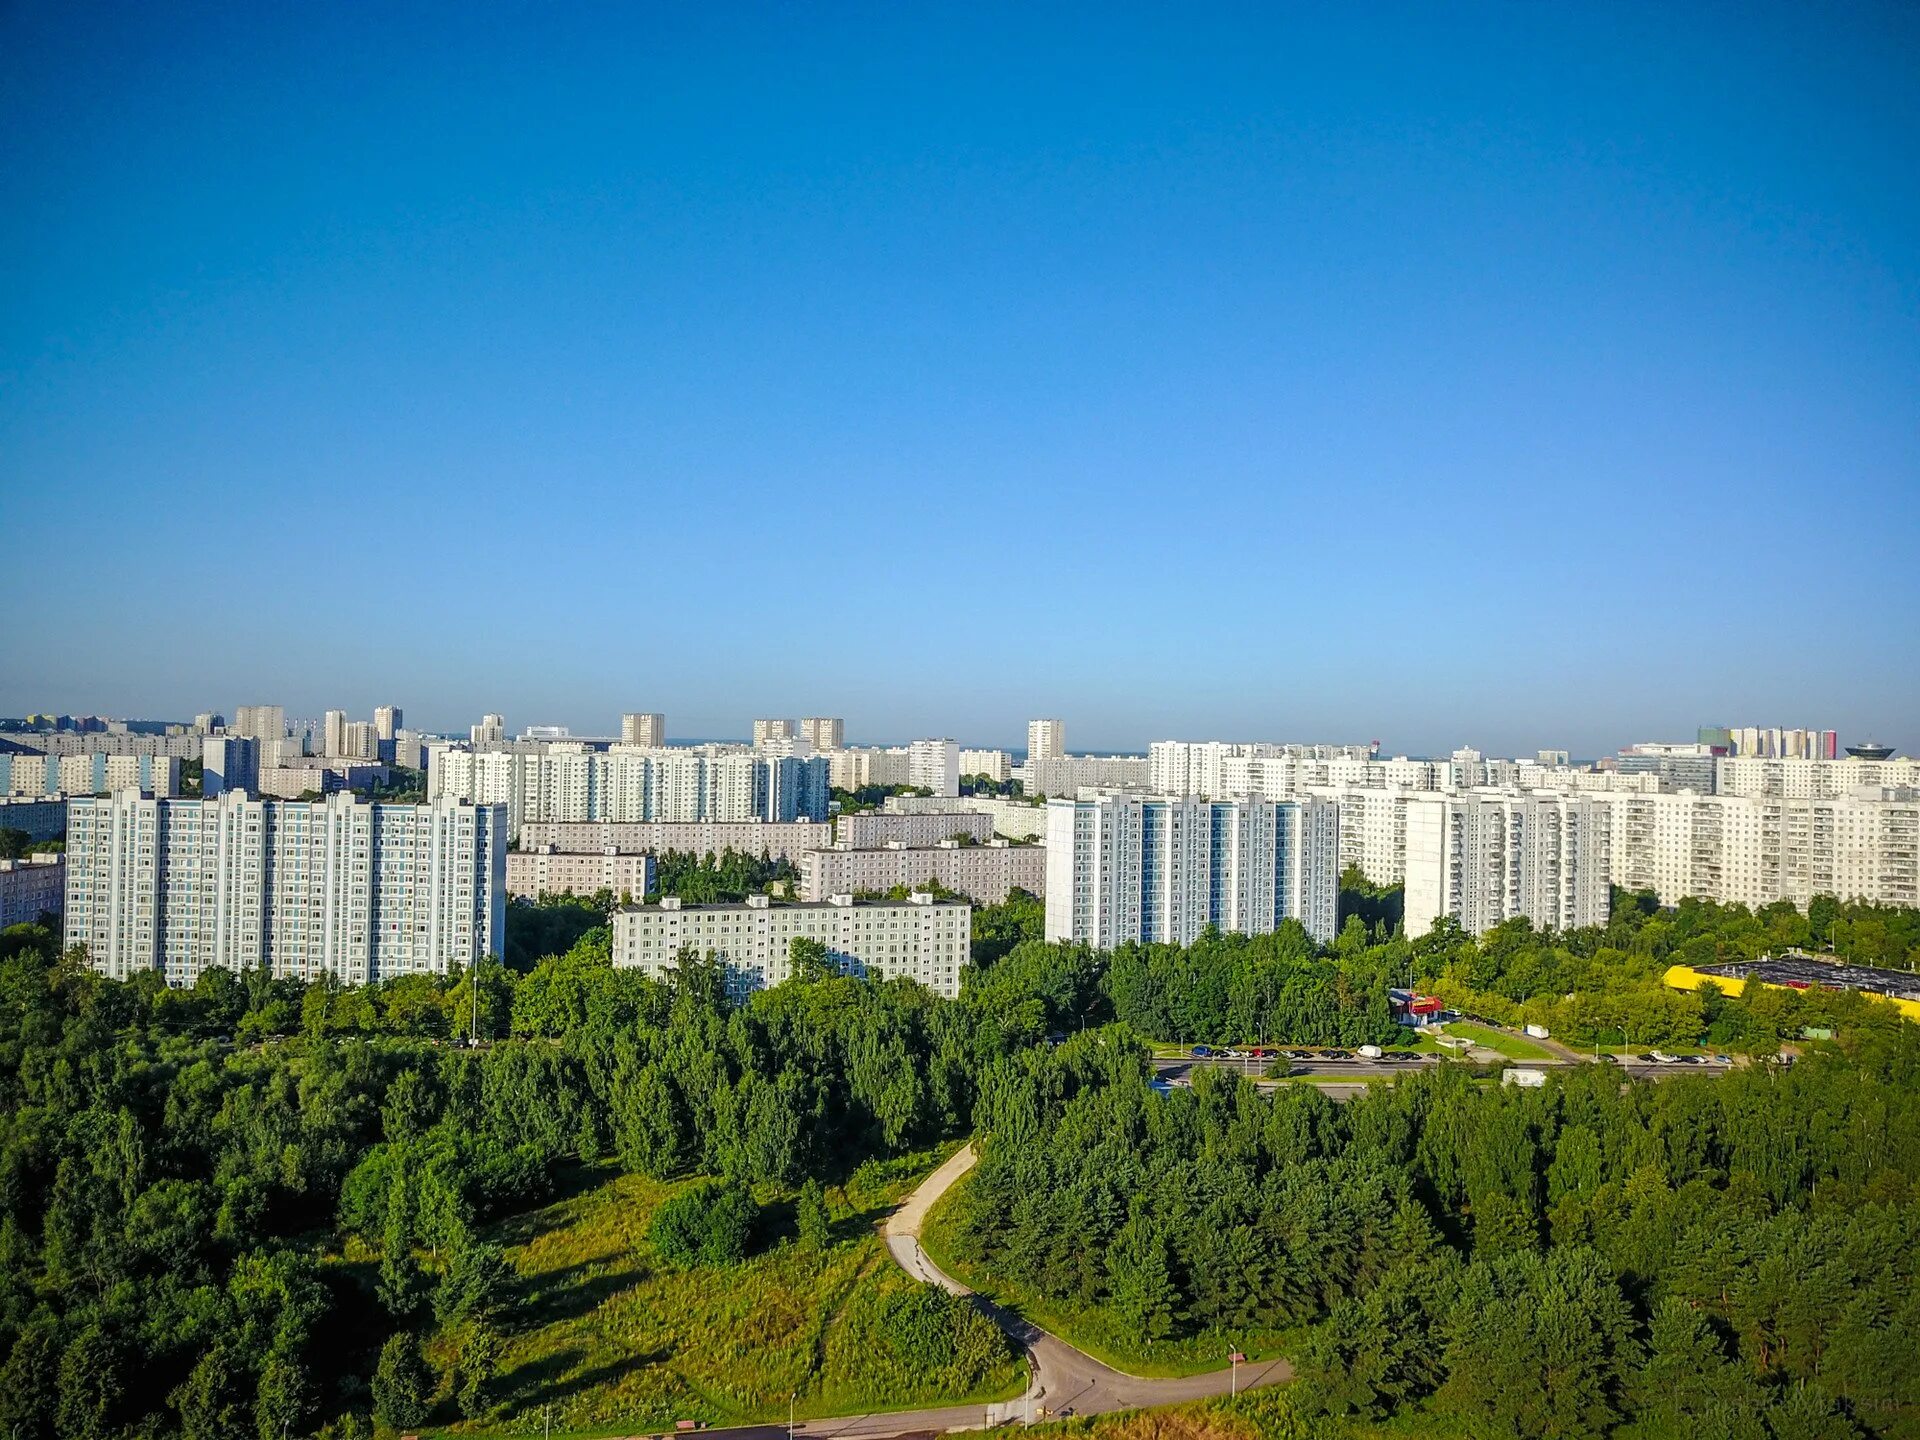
[370,1332,431,1430]
[796,1176,832,1250]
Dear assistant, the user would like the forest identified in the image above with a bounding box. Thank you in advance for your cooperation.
[946,1018,1920,1438]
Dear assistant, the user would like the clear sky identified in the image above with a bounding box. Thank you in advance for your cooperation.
[2,3,1916,756]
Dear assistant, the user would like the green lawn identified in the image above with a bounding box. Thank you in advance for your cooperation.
[1438,1021,1554,1061]
[426,1148,1024,1437]
[919,1169,1302,1381]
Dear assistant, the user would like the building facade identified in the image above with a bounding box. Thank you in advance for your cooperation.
[799,839,1045,904]
[0,752,180,799]
[1027,719,1067,761]
[800,717,845,750]
[1402,793,1611,938]
[836,810,995,848]
[1599,789,1920,911]
[429,743,831,839]
[621,713,667,747]
[0,853,64,927]
[908,738,960,798]
[612,891,970,998]
[959,748,1012,782]
[1020,754,1152,796]
[64,791,506,986]
[515,818,834,864]
[1043,794,1340,948]
[507,848,655,900]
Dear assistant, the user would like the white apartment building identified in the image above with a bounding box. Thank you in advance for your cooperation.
[429,744,830,839]
[0,853,64,927]
[1146,741,1404,800]
[1028,719,1067,762]
[374,706,402,743]
[0,753,180,799]
[64,791,506,986]
[825,746,913,790]
[909,739,960,798]
[884,794,1049,840]
[256,761,387,798]
[621,713,667,747]
[507,848,654,900]
[471,714,506,744]
[323,710,347,757]
[1715,756,1920,799]
[837,810,994,848]
[1402,793,1611,938]
[959,748,1012,783]
[799,839,1046,905]
[1043,794,1339,948]
[232,706,286,742]
[754,718,798,747]
[612,891,971,999]
[1599,789,1920,911]
[1020,754,1152,796]
[517,818,834,864]
[800,718,845,750]
[1303,786,1420,884]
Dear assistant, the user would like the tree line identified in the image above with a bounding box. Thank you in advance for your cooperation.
[948,1015,1920,1438]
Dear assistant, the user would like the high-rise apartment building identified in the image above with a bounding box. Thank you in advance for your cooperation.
[1402,793,1610,938]
[1027,719,1067,761]
[799,840,1045,906]
[1044,794,1339,948]
[959,748,1012,783]
[800,717,845,750]
[754,718,798,747]
[621,713,667,747]
[231,705,286,742]
[373,706,402,743]
[613,891,971,999]
[64,791,506,986]
[908,738,961,798]
[1022,754,1152,796]
[323,709,347,757]
[0,753,180,799]
[1599,789,1918,911]
[429,743,830,839]
[202,736,259,798]
[471,714,507,745]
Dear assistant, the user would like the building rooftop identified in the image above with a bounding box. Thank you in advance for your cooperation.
[1692,954,1920,1005]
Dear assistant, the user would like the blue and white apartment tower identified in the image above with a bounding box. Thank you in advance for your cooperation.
[1044,793,1340,948]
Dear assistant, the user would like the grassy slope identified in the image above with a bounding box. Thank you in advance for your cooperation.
[1022,1392,1468,1440]
[429,1147,1023,1438]
[919,1170,1304,1381]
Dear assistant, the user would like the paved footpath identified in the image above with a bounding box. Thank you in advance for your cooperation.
[699,1143,1288,1440]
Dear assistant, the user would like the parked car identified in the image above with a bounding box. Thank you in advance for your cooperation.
[1322,1049,1352,1060]
[1191,1045,1214,1058]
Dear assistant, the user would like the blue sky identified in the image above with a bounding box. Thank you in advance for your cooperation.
[2,3,1916,756]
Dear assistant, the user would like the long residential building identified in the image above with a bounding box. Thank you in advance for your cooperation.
[515,818,834,864]
[507,848,655,900]
[1715,756,1920,799]
[1018,754,1152,795]
[428,743,829,839]
[1402,793,1611,938]
[0,853,64,927]
[1,752,180,798]
[835,810,995,848]
[0,797,67,840]
[612,891,971,998]
[1599,788,1920,911]
[799,839,1045,904]
[884,793,1049,840]
[1043,794,1339,948]
[64,791,506,986]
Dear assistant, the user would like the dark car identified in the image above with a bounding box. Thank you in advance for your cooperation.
[1191,1045,1214,1058]
[1322,1049,1351,1060]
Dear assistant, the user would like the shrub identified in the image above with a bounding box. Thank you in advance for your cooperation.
[647,1179,756,1266]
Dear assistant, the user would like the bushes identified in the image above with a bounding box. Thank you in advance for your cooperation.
[647,1179,757,1266]
[823,1280,1011,1398]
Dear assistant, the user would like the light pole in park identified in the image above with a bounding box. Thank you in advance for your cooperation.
[789,1390,796,1440]
[1229,1349,1245,1397]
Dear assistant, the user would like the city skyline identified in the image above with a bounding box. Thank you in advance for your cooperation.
[1,696,1907,764]
[4,4,1917,750]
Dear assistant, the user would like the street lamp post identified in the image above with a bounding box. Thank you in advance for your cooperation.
[789,1390,796,1440]
[1229,1349,1245,1397]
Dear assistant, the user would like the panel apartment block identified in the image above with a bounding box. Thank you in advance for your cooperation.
[799,840,1046,904]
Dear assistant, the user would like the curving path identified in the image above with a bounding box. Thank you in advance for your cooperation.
[688,1145,1289,1440]
[879,1143,1291,1423]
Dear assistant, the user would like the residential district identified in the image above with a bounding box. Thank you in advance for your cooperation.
[2,710,1914,1001]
